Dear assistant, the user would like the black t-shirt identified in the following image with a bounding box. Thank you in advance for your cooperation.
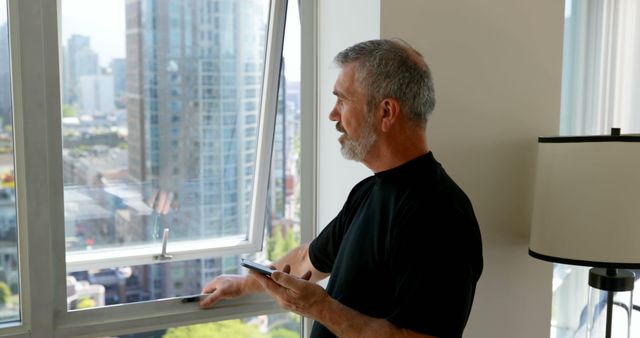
[308,152,483,338]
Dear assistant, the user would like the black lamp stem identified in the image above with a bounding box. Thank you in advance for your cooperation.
[588,268,635,338]
[605,289,614,338]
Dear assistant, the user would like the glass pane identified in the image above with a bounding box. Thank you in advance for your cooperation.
[67,255,240,308]
[550,265,640,338]
[554,1,640,337]
[64,0,301,307]
[266,0,300,263]
[60,0,268,252]
[560,0,640,136]
[0,2,20,324]
[116,313,301,337]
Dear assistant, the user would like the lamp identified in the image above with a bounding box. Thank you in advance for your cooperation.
[529,130,640,338]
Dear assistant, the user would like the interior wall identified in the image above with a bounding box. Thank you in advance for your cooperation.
[379,1,563,337]
[316,0,380,228]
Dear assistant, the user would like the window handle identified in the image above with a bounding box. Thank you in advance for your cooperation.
[153,228,173,261]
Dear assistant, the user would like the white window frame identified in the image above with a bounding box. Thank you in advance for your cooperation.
[2,0,319,336]
[58,0,286,272]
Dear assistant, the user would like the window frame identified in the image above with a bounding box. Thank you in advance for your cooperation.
[1,0,30,335]
[3,0,319,336]
[59,0,286,272]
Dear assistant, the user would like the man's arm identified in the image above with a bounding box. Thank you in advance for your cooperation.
[271,242,329,283]
[199,242,328,308]
[253,269,437,338]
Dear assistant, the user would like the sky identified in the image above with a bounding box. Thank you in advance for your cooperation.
[60,0,300,81]
[61,0,126,68]
[0,2,6,26]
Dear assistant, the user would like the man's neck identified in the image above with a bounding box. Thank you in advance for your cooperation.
[362,134,429,173]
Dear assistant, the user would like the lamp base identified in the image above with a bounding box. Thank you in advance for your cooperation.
[588,268,635,292]
[586,268,635,338]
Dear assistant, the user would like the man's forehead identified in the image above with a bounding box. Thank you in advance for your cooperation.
[333,64,358,96]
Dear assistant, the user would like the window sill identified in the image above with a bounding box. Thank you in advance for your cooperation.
[56,293,283,337]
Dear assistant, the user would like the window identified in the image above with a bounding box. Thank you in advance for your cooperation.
[0,1,19,326]
[61,0,280,272]
[560,0,640,136]
[4,0,310,336]
[127,313,302,337]
[552,1,640,337]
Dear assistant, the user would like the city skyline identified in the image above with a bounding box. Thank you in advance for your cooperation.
[59,0,302,312]
[60,0,301,81]
[0,1,302,333]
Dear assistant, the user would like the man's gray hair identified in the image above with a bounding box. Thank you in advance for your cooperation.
[334,39,435,126]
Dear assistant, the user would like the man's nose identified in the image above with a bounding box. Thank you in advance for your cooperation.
[329,107,339,121]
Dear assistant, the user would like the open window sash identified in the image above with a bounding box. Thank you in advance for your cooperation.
[63,0,288,273]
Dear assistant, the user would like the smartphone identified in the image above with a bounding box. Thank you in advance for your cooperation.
[240,258,276,276]
[180,294,208,303]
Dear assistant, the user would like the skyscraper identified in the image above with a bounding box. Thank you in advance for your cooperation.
[64,34,99,106]
[124,0,268,297]
[78,73,115,115]
[110,58,126,108]
[0,23,11,127]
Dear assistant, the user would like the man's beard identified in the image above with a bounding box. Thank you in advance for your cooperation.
[339,114,377,162]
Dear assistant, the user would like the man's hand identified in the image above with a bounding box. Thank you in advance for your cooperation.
[252,264,328,318]
[199,274,260,308]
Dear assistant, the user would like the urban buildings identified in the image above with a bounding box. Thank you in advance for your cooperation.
[59,0,300,310]
[0,23,10,127]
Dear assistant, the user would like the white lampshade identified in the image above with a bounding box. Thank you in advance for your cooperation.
[529,135,640,268]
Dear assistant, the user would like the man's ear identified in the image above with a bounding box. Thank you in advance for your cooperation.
[379,98,401,132]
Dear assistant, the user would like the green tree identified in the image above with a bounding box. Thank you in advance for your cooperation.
[76,297,96,309]
[163,319,268,338]
[269,328,299,338]
[268,224,299,261]
[267,313,301,338]
[268,223,286,261]
[0,282,11,306]
[283,226,297,253]
[62,105,77,118]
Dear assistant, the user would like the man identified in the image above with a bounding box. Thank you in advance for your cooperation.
[200,39,483,338]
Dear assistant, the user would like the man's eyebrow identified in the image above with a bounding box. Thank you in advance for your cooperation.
[332,89,346,98]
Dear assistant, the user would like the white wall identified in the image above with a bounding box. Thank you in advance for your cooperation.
[316,0,380,228]
[380,1,563,337]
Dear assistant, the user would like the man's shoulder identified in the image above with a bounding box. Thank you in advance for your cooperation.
[349,175,376,195]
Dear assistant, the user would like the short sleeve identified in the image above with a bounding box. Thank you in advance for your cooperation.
[385,203,481,338]
[309,177,376,274]
[308,215,345,273]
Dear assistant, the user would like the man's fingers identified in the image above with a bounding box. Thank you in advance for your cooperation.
[201,285,216,294]
[300,270,312,281]
[282,264,291,274]
[251,271,284,295]
[271,270,308,290]
[199,288,221,308]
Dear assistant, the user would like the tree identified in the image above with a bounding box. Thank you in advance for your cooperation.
[268,224,299,261]
[283,226,297,254]
[163,320,268,338]
[77,297,97,309]
[269,328,299,338]
[0,282,11,306]
[268,223,286,261]
[62,105,77,118]
[267,313,301,338]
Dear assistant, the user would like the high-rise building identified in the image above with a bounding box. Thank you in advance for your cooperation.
[124,0,269,297]
[78,73,115,115]
[271,62,287,220]
[110,58,126,108]
[64,34,99,106]
[0,23,11,127]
